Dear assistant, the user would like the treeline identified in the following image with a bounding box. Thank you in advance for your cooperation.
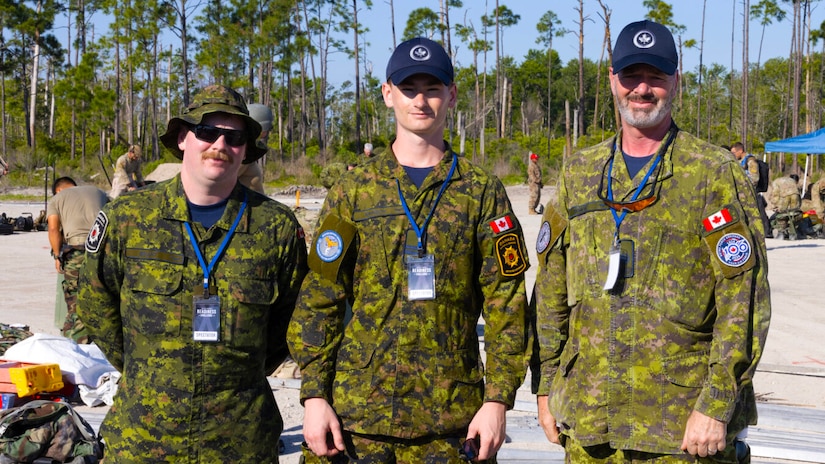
[0,0,823,189]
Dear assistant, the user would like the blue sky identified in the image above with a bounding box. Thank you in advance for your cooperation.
[351,0,822,84]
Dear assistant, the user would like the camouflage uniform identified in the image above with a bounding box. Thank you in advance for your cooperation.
[78,177,308,462]
[740,155,760,187]
[767,176,801,213]
[109,151,145,198]
[801,177,825,220]
[531,129,771,457]
[319,162,350,189]
[528,158,542,214]
[288,144,530,444]
[47,184,109,343]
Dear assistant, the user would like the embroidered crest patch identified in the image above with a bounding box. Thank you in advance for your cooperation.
[316,230,344,263]
[495,233,527,277]
[85,210,108,253]
[536,221,551,254]
[715,233,751,268]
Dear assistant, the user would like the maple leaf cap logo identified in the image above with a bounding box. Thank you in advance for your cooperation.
[633,31,655,49]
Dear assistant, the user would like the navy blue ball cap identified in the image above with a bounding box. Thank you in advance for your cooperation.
[612,20,678,75]
[386,37,454,85]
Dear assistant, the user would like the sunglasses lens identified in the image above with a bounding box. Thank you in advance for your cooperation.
[194,125,246,147]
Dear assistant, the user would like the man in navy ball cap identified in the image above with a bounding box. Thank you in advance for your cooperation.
[531,18,769,464]
[385,36,454,85]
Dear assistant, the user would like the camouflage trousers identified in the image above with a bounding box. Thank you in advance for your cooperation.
[300,431,497,464]
[561,435,740,464]
[528,184,541,213]
[60,249,90,344]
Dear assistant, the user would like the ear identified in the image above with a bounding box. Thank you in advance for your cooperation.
[177,127,188,152]
[382,82,394,108]
[447,82,457,109]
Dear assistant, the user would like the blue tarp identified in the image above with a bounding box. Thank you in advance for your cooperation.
[765,127,825,153]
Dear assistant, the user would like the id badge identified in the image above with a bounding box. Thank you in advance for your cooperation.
[193,294,221,342]
[407,254,436,300]
[603,239,634,291]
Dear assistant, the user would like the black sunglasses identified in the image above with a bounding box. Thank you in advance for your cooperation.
[192,124,247,147]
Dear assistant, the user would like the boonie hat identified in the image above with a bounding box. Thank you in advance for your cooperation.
[386,37,454,85]
[159,85,265,164]
[612,20,678,75]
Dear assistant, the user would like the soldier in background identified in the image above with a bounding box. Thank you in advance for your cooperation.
[109,144,145,198]
[802,176,825,221]
[527,152,543,214]
[47,176,108,343]
[531,20,769,462]
[289,37,530,462]
[768,174,803,239]
[237,103,272,194]
[78,85,308,461]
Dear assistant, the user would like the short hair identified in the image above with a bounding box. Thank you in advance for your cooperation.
[52,176,77,195]
[790,174,800,182]
[731,142,745,152]
[364,143,373,151]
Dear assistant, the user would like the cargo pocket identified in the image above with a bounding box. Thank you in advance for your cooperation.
[661,350,708,440]
[125,259,183,335]
[223,277,276,346]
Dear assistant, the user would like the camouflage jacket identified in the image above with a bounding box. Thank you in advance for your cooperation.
[288,144,530,439]
[77,176,308,463]
[768,176,802,213]
[741,155,760,186]
[530,129,771,453]
[528,160,542,188]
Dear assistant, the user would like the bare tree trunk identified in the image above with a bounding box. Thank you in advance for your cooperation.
[577,0,585,137]
[697,0,707,138]
[741,0,750,143]
[389,0,397,48]
[353,0,361,148]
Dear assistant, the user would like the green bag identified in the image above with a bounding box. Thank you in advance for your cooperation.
[0,400,103,463]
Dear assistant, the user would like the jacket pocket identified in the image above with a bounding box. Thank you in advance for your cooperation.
[660,351,708,440]
[125,258,183,335]
[222,277,277,347]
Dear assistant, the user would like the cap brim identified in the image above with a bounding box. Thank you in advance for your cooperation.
[613,54,677,75]
[389,66,452,85]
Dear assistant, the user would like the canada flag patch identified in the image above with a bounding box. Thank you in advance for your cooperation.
[703,208,732,232]
[490,214,514,234]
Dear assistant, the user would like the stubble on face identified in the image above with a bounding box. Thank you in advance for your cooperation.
[617,87,673,129]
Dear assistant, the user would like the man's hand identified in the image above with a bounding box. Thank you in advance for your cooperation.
[302,398,346,458]
[680,410,727,457]
[536,395,561,444]
[466,401,506,460]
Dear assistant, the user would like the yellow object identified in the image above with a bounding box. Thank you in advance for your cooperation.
[0,362,64,397]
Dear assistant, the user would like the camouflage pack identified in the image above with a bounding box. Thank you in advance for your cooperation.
[0,400,103,463]
[0,325,32,357]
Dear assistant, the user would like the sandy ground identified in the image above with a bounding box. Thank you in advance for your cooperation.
[1,184,823,462]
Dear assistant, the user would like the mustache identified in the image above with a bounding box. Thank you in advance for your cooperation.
[202,151,232,162]
[627,94,658,104]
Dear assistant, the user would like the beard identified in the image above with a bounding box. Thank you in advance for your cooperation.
[617,92,673,129]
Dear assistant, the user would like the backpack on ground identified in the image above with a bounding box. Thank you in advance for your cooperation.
[0,400,103,463]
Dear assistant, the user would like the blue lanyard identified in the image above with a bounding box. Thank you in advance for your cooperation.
[606,151,661,230]
[396,153,458,257]
[184,191,248,296]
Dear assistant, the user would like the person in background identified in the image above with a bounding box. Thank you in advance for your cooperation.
[363,142,374,158]
[78,85,308,461]
[109,144,145,198]
[47,176,108,343]
[531,20,770,463]
[767,173,803,240]
[237,102,273,194]
[527,152,543,214]
[730,142,772,238]
[288,37,530,463]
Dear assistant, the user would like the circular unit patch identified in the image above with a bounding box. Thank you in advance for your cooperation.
[536,221,551,254]
[715,233,751,268]
[316,230,344,262]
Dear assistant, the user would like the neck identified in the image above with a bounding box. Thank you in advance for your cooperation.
[392,131,447,167]
[180,172,235,206]
[620,118,673,158]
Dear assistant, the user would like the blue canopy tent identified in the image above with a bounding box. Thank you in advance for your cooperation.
[764,127,825,193]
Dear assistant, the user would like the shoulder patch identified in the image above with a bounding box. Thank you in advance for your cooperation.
[536,221,552,254]
[715,233,752,268]
[85,210,108,253]
[702,207,734,232]
[489,213,516,236]
[316,230,344,262]
[495,232,528,277]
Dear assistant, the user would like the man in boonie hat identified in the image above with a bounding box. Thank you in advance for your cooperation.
[77,84,308,461]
